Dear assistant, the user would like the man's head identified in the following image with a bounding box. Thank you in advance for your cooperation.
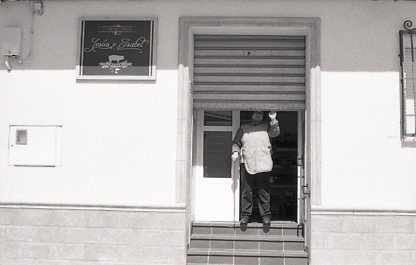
[251,111,264,122]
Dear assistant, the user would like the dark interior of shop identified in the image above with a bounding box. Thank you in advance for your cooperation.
[240,111,299,222]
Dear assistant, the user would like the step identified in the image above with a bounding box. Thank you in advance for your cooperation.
[188,248,308,258]
[187,248,308,265]
[190,234,304,251]
[192,221,304,237]
[193,221,300,228]
[188,222,308,264]
[191,234,304,242]
[188,257,307,265]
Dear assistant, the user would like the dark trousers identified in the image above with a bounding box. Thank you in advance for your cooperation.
[240,165,271,218]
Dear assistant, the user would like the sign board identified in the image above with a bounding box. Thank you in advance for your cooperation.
[77,18,156,80]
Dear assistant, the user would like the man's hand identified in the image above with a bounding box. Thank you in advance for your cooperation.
[269,111,277,121]
[231,151,239,161]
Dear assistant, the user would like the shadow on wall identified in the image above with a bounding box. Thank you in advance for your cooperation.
[0,1,416,73]
[0,1,178,73]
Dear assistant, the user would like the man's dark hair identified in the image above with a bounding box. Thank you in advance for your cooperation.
[250,111,269,122]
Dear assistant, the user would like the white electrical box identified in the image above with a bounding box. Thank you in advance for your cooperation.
[8,126,63,167]
[2,27,22,56]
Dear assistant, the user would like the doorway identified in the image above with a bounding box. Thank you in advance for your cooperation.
[179,16,320,256]
[193,110,304,223]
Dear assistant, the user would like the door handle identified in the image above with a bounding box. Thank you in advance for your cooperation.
[302,185,311,197]
[297,157,304,167]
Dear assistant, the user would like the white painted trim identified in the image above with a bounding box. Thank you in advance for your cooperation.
[0,203,186,213]
[312,208,416,216]
[190,25,311,36]
[178,17,320,258]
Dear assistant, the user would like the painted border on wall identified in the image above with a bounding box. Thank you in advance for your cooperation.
[312,208,416,216]
[0,203,185,213]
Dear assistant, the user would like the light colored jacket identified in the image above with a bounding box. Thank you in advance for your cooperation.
[232,120,280,174]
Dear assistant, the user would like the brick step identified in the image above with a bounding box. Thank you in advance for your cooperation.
[191,233,304,242]
[187,248,308,265]
[190,234,305,251]
[193,221,300,228]
[188,248,308,258]
[192,221,304,237]
[188,257,307,265]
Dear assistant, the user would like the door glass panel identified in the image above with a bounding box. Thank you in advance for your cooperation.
[203,131,232,178]
[204,111,232,126]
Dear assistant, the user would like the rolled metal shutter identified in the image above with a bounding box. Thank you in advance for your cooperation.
[192,34,306,110]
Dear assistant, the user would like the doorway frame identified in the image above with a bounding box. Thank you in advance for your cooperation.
[176,16,321,252]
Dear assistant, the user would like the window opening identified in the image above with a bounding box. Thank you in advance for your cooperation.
[400,20,416,141]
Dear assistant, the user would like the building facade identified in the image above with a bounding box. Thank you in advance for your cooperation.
[0,0,416,264]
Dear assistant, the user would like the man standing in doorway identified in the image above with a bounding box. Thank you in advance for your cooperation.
[231,111,280,226]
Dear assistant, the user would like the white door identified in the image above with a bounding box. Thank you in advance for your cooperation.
[193,110,240,222]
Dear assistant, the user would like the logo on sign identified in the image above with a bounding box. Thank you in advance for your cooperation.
[99,55,133,74]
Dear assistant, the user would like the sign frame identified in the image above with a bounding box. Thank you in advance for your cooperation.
[76,17,157,80]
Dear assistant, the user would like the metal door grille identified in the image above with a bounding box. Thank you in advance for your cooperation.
[400,21,416,140]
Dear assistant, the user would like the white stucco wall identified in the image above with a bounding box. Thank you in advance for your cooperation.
[0,0,415,210]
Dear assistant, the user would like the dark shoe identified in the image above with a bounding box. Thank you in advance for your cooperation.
[240,216,249,225]
[240,216,249,231]
[262,215,271,226]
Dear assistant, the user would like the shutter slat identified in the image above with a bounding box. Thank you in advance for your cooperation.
[194,35,305,41]
[194,75,305,84]
[194,67,305,75]
[194,93,305,101]
[193,84,305,93]
[194,101,306,111]
[194,41,305,49]
[195,55,305,59]
[195,58,305,65]
[195,49,305,57]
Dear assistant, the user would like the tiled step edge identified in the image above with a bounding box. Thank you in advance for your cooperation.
[187,263,234,265]
[188,248,308,258]
[193,221,300,229]
[191,234,304,242]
